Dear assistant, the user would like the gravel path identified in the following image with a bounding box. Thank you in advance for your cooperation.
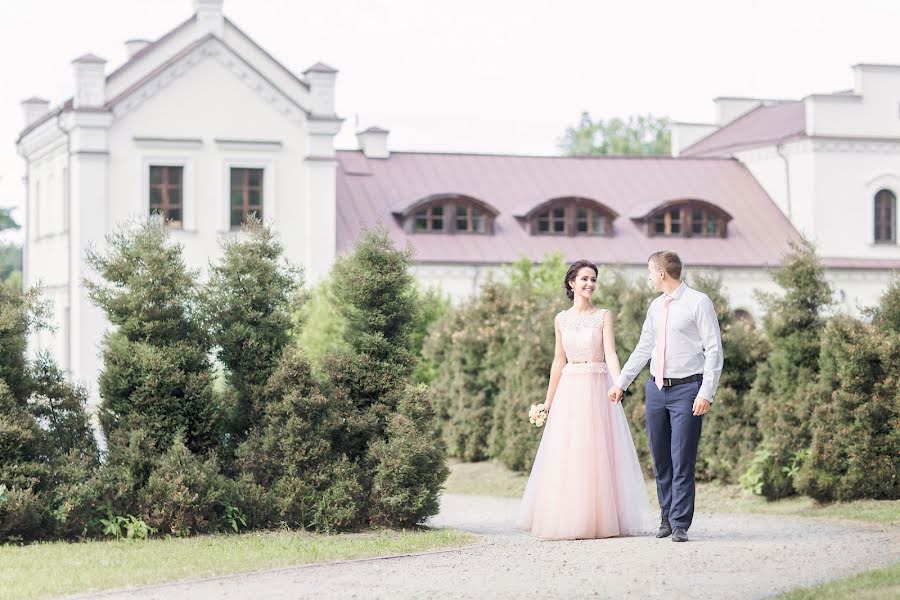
[70,494,899,600]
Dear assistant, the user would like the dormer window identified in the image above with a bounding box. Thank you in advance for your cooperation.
[520,197,617,236]
[637,200,731,238]
[414,205,444,232]
[396,194,498,234]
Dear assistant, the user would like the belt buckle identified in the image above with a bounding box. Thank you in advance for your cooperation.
[664,377,672,387]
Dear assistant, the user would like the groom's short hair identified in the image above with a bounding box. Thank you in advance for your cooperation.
[649,251,682,280]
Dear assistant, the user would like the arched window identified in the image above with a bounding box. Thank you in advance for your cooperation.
[637,200,731,238]
[874,189,896,243]
[522,197,617,236]
[395,194,498,234]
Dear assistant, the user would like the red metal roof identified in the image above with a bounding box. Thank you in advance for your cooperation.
[679,101,806,157]
[335,151,802,268]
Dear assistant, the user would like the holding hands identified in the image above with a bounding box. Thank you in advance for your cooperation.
[608,386,624,403]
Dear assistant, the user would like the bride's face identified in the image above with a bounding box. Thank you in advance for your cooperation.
[571,267,597,300]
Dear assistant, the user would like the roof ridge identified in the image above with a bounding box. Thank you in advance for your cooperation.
[679,101,805,157]
[336,148,735,161]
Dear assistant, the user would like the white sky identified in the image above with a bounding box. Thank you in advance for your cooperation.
[3,0,900,243]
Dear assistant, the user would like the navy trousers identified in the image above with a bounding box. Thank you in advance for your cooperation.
[645,378,704,531]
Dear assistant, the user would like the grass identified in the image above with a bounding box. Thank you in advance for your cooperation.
[444,459,530,497]
[772,560,900,600]
[0,527,477,600]
[445,458,900,526]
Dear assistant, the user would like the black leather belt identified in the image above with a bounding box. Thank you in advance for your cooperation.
[651,373,703,387]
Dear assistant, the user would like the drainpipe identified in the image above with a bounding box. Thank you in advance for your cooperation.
[775,143,792,220]
[55,112,73,376]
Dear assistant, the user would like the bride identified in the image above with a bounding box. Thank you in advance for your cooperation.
[517,259,650,540]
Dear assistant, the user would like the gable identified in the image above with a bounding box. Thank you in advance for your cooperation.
[109,36,308,127]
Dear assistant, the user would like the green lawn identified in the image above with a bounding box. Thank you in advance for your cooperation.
[773,560,900,600]
[0,528,477,600]
[446,459,900,526]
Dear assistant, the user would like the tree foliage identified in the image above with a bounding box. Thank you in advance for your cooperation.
[560,112,671,156]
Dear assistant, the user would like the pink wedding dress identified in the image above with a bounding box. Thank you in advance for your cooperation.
[517,308,650,540]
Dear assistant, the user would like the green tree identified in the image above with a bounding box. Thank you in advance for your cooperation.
[560,113,671,156]
[202,220,301,444]
[324,227,448,527]
[85,220,218,454]
[0,208,19,232]
[0,280,98,542]
[744,238,832,499]
[796,280,900,501]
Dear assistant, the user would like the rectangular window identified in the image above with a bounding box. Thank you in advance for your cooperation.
[149,165,184,228]
[576,207,589,233]
[552,207,566,233]
[669,208,681,234]
[230,167,263,229]
[591,213,606,235]
[691,208,704,235]
[537,212,551,233]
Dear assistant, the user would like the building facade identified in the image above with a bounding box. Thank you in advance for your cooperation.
[16,0,899,398]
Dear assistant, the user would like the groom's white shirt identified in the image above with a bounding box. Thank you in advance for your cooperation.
[615,282,724,402]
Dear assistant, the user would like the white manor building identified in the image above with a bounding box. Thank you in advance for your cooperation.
[16,0,900,397]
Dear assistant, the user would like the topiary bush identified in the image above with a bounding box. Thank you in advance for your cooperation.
[202,219,301,446]
[86,220,219,455]
[323,227,448,527]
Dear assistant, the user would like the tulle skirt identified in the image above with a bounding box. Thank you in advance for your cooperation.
[517,363,651,540]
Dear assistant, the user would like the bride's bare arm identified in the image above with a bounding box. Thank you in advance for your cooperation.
[603,310,622,382]
[544,315,566,410]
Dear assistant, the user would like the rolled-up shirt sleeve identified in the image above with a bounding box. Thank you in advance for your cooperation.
[615,304,655,391]
[696,295,724,401]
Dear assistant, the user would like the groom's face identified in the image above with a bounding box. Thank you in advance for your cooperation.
[647,260,664,292]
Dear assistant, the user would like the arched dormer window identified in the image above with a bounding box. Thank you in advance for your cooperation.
[517,197,617,237]
[393,194,498,234]
[874,189,896,243]
[633,200,732,238]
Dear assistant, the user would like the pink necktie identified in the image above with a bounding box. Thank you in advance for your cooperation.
[655,296,675,390]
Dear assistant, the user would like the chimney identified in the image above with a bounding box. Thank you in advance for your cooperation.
[72,54,107,109]
[357,126,389,159]
[713,97,762,126]
[21,97,50,128]
[125,39,151,58]
[303,62,338,116]
[194,0,224,36]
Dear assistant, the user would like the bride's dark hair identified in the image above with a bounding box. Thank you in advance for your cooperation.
[564,260,599,301]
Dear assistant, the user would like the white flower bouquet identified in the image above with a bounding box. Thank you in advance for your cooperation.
[528,403,548,428]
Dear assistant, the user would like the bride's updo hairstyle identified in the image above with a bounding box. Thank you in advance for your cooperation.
[564,259,599,301]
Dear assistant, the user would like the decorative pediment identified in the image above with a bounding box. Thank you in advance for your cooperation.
[108,35,310,123]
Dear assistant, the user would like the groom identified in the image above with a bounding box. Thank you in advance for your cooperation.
[609,251,723,543]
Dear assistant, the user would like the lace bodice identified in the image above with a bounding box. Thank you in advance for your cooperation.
[556,308,606,364]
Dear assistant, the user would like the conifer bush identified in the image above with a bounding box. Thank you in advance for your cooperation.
[324,228,448,527]
[85,220,218,454]
[235,344,365,531]
[0,281,98,542]
[202,220,300,444]
[745,238,832,499]
[140,437,231,536]
[796,280,900,501]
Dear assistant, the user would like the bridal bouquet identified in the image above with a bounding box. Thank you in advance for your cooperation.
[528,403,548,428]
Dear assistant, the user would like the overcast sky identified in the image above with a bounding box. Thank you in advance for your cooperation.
[4,0,900,242]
